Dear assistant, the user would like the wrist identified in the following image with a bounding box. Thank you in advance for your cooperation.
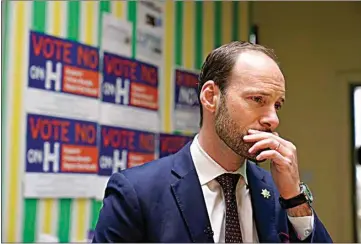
[287,203,313,217]
[281,189,301,200]
[279,182,314,210]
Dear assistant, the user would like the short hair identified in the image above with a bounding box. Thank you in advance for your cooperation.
[197,41,279,127]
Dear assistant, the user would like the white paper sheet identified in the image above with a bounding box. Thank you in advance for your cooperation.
[102,12,132,57]
[136,24,163,66]
[137,0,164,31]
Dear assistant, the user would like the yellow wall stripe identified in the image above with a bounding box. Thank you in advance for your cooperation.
[163,0,175,132]
[113,1,124,19]
[84,1,96,45]
[76,199,86,241]
[52,1,62,36]
[222,1,233,44]
[202,1,214,60]
[240,1,249,41]
[183,0,195,69]
[7,1,26,241]
[50,200,58,237]
[42,201,53,234]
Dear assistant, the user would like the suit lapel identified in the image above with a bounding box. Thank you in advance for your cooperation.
[247,162,281,242]
[171,143,214,243]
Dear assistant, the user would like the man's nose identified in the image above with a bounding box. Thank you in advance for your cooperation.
[259,109,280,131]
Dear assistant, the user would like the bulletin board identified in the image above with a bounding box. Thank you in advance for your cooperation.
[1,0,251,242]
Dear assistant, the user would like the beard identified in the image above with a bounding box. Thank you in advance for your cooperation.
[214,95,267,163]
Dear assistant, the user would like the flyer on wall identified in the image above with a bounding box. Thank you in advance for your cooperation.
[136,0,164,66]
[137,0,164,31]
[172,67,201,133]
[95,125,156,200]
[102,12,132,57]
[100,51,160,132]
[136,24,163,66]
[24,30,100,198]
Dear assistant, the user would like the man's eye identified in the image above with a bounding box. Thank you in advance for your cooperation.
[275,102,282,111]
[251,96,263,103]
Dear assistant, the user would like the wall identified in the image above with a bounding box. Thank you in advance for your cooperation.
[252,2,361,242]
[1,0,250,242]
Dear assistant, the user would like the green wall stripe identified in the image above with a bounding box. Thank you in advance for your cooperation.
[90,1,111,232]
[67,1,80,41]
[214,1,222,48]
[91,201,102,229]
[1,0,10,210]
[32,0,46,32]
[232,1,239,41]
[128,1,137,58]
[194,1,203,70]
[57,200,71,243]
[22,200,38,242]
[173,1,183,135]
[22,1,48,241]
[97,1,110,47]
[175,1,183,66]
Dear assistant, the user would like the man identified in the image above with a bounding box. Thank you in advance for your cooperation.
[93,41,332,243]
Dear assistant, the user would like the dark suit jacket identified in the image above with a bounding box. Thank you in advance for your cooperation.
[93,142,333,243]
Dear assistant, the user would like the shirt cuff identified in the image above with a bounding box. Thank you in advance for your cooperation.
[287,212,314,240]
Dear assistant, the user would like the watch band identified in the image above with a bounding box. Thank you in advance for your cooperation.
[279,193,308,209]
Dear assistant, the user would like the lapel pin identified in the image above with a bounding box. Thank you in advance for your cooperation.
[261,189,271,199]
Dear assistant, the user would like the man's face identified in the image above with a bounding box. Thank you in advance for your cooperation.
[214,51,285,162]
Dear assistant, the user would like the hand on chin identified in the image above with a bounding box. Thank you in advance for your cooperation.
[242,129,301,199]
[246,149,269,163]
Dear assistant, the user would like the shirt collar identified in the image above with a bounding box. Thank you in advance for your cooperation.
[190,134,248,186]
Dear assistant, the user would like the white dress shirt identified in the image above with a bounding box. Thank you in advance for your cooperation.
[190,135,314,242]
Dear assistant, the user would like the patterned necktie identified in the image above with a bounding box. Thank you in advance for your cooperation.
[215,173,243,243]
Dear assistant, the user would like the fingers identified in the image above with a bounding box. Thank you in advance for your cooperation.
[245,129,296,165]
[244,129,290,147]
[257,150,292,171]
[256,150,287,165]
[248,138,290,156]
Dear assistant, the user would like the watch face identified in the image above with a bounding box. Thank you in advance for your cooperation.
[301,183,313,203]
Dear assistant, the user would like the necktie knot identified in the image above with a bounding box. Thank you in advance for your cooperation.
[215,173,241,194]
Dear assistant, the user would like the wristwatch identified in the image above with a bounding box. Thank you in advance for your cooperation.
[279,182,313,209]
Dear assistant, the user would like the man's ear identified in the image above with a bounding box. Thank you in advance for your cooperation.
[199,80,220,114]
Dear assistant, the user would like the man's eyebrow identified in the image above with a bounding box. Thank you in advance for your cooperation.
[244,89,286,102]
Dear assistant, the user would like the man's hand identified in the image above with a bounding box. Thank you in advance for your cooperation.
[243,129,301,199]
